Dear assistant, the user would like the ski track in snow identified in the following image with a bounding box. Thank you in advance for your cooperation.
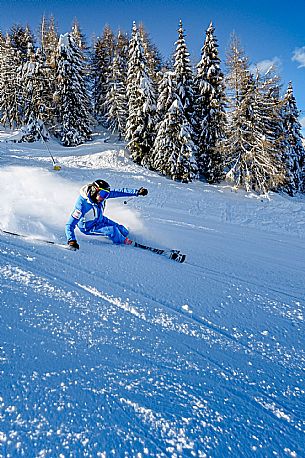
[0,131,305,457]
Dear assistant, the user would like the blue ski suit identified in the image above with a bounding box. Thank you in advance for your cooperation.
[65,185,139,245]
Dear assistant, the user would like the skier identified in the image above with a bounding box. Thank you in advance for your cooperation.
[65,179,148,250]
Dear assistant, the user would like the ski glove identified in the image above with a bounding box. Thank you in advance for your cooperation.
[68,240,79,250]
[137,187,148,196]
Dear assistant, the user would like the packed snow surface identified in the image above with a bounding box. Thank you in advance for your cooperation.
[0,129,304,457]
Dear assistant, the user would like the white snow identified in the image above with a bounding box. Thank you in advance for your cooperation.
[0,127,304,457]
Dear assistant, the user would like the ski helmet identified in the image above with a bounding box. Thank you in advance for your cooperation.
[92,179,110,191]
[89,179,110,202]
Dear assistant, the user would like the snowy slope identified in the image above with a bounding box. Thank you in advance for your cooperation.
[0,129,304,458]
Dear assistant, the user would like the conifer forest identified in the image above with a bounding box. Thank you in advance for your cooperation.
[0,17,304,196]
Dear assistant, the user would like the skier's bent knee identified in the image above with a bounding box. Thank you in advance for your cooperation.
[109,226,127,244]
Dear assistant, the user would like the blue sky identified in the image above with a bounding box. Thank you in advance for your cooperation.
[1,0,305,127]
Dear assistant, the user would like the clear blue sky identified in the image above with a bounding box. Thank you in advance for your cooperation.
[1,0,305,128]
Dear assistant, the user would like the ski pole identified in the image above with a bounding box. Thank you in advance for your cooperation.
[40,131,61,171]
[44,138,61,171]
[124,197,134,205]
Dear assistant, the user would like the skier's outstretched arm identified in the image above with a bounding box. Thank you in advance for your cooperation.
[108,187,148,198]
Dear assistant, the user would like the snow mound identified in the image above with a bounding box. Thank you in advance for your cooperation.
[58,149,140,173]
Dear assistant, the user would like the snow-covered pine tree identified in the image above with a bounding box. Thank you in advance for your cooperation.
[39,15,48,51]
[40,15,58,65]
[146,70,174,172]
[173,20,194,125]
[55,33,92,146]
[225,33,249,111]
[249,73,285,193]
[155,70,177,119]
[10,24,35,61]
[0,31,5,71]
[71,19,92,114]
[281,82,305,195]
[194,22,226,182]
[221,36,252,189]
[255,66,287,187]
[151,69,176,170]
[92,25,115,121]
[222,59,284,194]
[71,19,87,51]
[125,22,157,165]
[103,33,128,138]
[17,43,53,141]
[139,23,162,86]
[0,34,22,128]
[116,30,129,70]
[152,95,198,182]
[38,15,59,131]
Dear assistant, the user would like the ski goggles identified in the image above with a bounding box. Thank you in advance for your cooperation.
[97,187,110,199]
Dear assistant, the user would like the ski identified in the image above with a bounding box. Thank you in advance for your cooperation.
[0,228,186,261]
[131,240,186,263]
[0,228,75,251]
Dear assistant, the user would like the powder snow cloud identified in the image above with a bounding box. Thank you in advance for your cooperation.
[0,165,146,241]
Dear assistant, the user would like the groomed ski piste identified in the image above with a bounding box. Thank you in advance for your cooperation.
[0,128,304,458]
